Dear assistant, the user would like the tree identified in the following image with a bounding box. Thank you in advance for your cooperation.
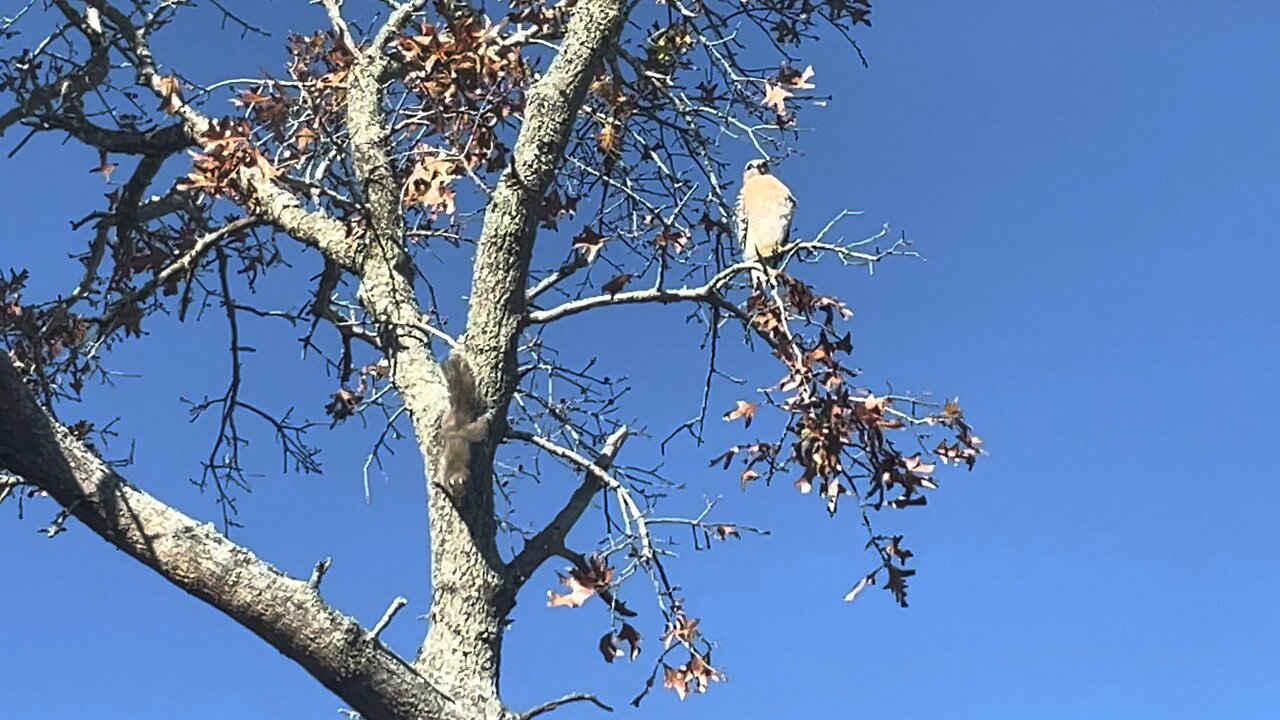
[0,1,981,718]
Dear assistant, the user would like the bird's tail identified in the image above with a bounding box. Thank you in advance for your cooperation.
[749,253,780,291]
[749,265,769,290]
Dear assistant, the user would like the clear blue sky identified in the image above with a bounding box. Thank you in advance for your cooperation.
[3,1,1279,718]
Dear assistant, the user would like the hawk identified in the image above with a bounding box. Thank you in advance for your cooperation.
[736,159,796,288]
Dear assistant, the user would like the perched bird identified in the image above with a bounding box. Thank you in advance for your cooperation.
[735,159,796,288]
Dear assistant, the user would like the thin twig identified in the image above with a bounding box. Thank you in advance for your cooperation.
[520,692,614,719]
[309,557,332,590]
[370,596,408,640]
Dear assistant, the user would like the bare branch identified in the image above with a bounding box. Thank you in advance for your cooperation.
[371,596,409,640]
[520,693,614,720]
[526,254,589,303]
[309,557,332,590]
[371,0,431,68]
[110,216,263,317]
[528,226,911,325]
[318,0,358,54]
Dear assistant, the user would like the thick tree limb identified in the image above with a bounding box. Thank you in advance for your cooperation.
[412,0,631,695]
[0,354,460,720]
[36,114,191,154]
[461,0,629,400]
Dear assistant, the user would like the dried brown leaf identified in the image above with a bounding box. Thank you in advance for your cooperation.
[723,400,758,428]
[601,273,631,297]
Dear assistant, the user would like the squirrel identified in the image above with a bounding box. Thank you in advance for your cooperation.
[437,353,490,504]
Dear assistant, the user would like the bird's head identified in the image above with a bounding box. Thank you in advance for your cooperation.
[743,159,770,179]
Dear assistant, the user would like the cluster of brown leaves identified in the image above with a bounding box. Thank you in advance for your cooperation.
[710,441,778,490]
[656,614,721,700]
[286,30,355,103]
[762,64,816,122]
[539,189,579,230]
[234,87,292,135]
[548,558,725,703]
[715,270,982,606]
[179,119,280,203]
[233,85,323,163]
[643,22,696,77]
[0,270,91,392]
[324,360,391,422]
[396,16,529,173]
[764,0,871,46]
[750,275,852,345]
[0,48,45,97]
[599,623,642,663]
[403,151,463,215]
[506,0,577,37]
[932,399,984,468]
[587,74,633,169]
[663,653,723,701]
[224,32,355,167]
[548,555,616,609]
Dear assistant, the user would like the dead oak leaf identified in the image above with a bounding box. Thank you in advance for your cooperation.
[655,228,691,252]
[548,572,596,609]
[762,82,793,115]
[548,556,615,609]
[685,652,723,694]
[294,127,319,154]
[157,75,184,114]
[662,613,701,648]
[89,150,116,181]
[597,121,624,159]
[885,535,913,564]
[709,447,739,469]
[789,64,816,89]
[599,623,642,663]
[539,190,577,230]
[713,524,740,540]
[723,400,758,428]
[404,152,461,214]
[617,622,642,660]
[664,664,690,701]
[601,273,631,297]
[599,632,623,663]
[324,388,362,420]
[886,564,916,608]
[902,453,939,490]
[573,227,608,263]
